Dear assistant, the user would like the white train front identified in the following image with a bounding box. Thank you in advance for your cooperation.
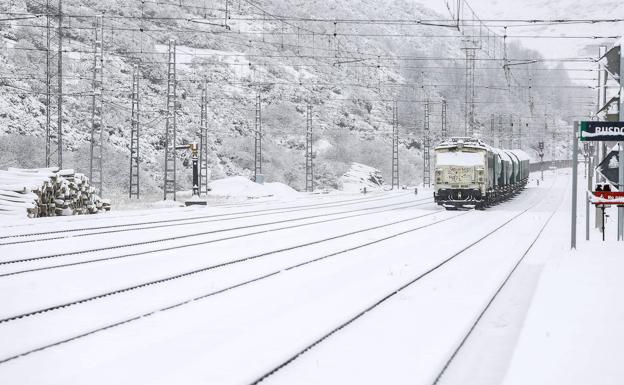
[433,137,530,209]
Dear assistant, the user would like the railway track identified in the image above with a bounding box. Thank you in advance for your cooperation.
[0,207,469,364]
[431,182,567,385]
[0,197,433,273]
[249,179,559,384]
[0,192,413,245]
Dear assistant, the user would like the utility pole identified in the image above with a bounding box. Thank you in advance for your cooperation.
[423,99,431,187]
[391,99,399,189]
[163,39,177,200]
[199,81,209,196]
[441,98,448,139]
[305,104,313,192]
[490,114,495,145]
[254,92,262,183]
[89,15,104,196]
[129,65,140,199]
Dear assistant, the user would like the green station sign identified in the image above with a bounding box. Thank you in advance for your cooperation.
[580,121,624,141]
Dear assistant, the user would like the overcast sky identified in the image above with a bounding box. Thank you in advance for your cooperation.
[418,0,624,61]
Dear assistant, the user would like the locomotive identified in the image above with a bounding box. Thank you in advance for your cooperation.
[433,137,530,209]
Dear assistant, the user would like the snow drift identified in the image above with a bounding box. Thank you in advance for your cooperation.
[207,176,299,199]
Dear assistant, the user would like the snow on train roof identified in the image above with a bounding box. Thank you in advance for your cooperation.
[494,148,514,163]
[508,149,530,162]
[435,137,490,150]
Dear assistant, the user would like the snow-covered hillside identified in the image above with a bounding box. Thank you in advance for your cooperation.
[0,0,583,197]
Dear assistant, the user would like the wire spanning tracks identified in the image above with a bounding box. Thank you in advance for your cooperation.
[0,198,432,274]
[249,182,558,384]
[0,192,413,245]
[0,209,469,364]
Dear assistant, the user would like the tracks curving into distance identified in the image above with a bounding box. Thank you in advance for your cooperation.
[0,192,413,244]
[249,179,560,385]
[0,207,469,364]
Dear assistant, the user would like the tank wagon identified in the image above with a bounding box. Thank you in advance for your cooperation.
[433,137,530,209]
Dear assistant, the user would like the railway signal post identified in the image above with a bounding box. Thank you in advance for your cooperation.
[181,142,206,206]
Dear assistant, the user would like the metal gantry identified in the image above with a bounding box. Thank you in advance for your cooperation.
[254,92,262,182]
[441,98,448,139]
[305,104,313,192]
[89,15,104,196]
[129,64,140,199]
[423,99,431,188]
[163,39,177,200]
[45,0,63,168]
[391,99,399,189]
[199,82,209,195]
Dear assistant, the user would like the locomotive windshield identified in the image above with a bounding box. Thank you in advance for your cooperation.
[435,151,484,167]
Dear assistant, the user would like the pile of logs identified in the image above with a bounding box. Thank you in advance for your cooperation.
[0,167,111,218]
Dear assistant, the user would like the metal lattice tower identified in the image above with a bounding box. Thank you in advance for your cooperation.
[391,99,399,189]
[441,98,448,139]
[423,100,431,187]
[129,64,140,199]
[45,0,63,168]
[305,105,313,192]
[163,39,177,200]
[464,48,477,136]
[199,82,209,195]
[89,15,104,196]
[254,93,262,182]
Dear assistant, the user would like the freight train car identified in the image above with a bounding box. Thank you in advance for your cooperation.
[433,137,530,209]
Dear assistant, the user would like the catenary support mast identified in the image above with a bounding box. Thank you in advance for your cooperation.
[129,65,140,199]
[441,98,448,139]
[89,15,104,196]
[199,82,209,195]
[423,99,431,187]
[254,93,262,182]
[392,99,399,189]
[45,0,64,168]
[163,39,177,200]
[305,105,313,192]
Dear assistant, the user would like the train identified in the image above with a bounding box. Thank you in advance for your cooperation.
[433,137,530,210]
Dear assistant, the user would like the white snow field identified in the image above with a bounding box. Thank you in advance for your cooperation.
[0,169,619,385]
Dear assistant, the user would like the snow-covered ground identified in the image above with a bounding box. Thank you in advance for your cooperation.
[0,168,620,385]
